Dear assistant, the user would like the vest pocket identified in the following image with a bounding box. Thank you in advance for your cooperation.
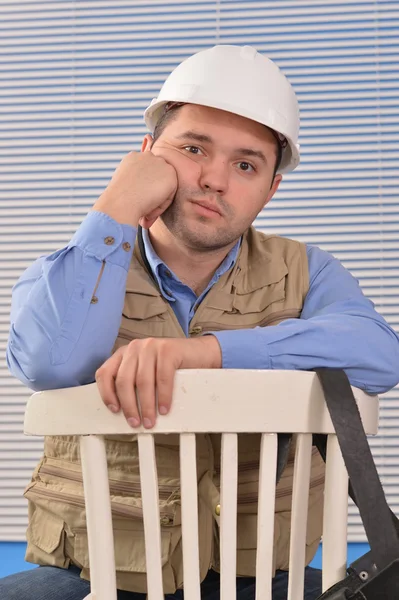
[74,527,171,572]
[73,527,178,594]
[24,477,183,594]
[123,294,169,321]
[25,504,69,568]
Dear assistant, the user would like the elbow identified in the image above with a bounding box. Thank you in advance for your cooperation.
[380,343,399,393]
[379,325,399,392]
[363,327,399,395]
[7,340,75,391]
[6,332,92,391]
[6,339,51,391]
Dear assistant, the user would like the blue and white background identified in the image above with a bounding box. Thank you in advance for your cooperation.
[0,0,398,577]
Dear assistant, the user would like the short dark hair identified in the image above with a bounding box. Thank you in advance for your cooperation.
[152,104,184,143]
[152,103,281,179]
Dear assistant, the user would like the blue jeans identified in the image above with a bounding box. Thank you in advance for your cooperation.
[0,564,322,600]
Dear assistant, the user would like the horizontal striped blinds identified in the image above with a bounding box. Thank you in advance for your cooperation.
[0,0,398,542]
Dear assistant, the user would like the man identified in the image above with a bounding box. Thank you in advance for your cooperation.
[3,45,399,600]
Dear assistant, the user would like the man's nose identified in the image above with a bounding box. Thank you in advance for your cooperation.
[199,159,229,195]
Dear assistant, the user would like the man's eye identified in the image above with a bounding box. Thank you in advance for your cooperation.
[184,146,202,155]
[238,161,255,172]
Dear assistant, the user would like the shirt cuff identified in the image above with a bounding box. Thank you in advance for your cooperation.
[68,210,137,269]
[209,328,272,370]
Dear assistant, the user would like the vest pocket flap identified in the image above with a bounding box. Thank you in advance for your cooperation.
[232,284,285,314]
[27,506,64,554]
[74,528,172,573]
[238,257,288,293]
[205,292,234,312]
[123,295,168,320]
[205,285,285,315]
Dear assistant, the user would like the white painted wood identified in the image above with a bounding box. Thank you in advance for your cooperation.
[255,434,278,600]
[322,434,348,592]
[287,434,313,600]
[24,371,379,436]
[23,372,380,598]
[79,435,117,600]
[220,433,238,600]
[179,433,201,600]
[137,434,163,600]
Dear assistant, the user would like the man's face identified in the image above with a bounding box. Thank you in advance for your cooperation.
[143,104,282,251]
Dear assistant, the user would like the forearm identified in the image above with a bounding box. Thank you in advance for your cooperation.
[213,303,399,394]
[7,211,136,390]
[212,245,399,395]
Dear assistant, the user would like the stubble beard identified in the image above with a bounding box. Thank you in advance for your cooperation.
[160,187,245,252]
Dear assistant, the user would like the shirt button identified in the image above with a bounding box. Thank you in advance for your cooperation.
[215,504,221,516]
[165,270,172,278]
[122,242,131,252]
[104,236,115,245]
[91,296,99,304]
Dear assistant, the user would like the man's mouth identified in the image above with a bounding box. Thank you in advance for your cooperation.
[190,199,222,216]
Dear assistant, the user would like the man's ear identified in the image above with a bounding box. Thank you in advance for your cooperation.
[263,174,283,209]
[141,134,154,153]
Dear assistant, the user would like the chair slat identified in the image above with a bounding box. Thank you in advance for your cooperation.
[220,433,238,600]
[322,434,348,591]
[180,433,201,600]
[287,433,313,600]
[25,376,379,600]
[80,435,117,600]
[137,434,164,600]
[255,434,278,600]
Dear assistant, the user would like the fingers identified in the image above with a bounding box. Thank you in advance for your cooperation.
[132,339,179,426]
[133,346,157,428]
[96,339,182,429]
[114,348,141,428]
[96,343,142,427]
[95,349,124,413]
[156,344,178,416]
[140,197,175,229]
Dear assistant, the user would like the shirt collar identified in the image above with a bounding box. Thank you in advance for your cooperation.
[141,227,241,297]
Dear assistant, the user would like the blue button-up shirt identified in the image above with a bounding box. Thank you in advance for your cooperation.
[7,210,399,394]
[141,227,240,335]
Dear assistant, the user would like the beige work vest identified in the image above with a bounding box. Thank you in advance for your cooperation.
[23,227,325,593]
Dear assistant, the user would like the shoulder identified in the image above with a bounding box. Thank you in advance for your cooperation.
[246,227,307,262]
[305,244,346,286]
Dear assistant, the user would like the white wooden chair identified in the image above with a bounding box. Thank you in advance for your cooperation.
[24,370,379,600]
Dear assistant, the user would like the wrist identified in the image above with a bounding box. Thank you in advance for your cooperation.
[92,193,141,228]
[199,335,222,369]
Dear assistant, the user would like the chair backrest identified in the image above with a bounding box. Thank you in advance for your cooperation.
[24,369,379,600]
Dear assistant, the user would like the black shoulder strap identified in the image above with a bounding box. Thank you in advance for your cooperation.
[313,368,399,571]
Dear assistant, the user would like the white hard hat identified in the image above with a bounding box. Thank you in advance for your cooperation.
[144,45,300,173]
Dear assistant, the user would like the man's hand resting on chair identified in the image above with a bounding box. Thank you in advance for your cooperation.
[95,336,222,429]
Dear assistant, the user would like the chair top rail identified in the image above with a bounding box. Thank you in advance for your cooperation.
[24,370,379,437]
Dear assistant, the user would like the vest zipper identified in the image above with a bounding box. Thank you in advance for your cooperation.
[118,328,149,341]
[213,459,324,502]
[118,310,301,341]
[214,446,320,474]
[39,464,179,502]
[26,484,176,521]
[202,474,325,507]
[233,475,325,504]
[194,309,301,333]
